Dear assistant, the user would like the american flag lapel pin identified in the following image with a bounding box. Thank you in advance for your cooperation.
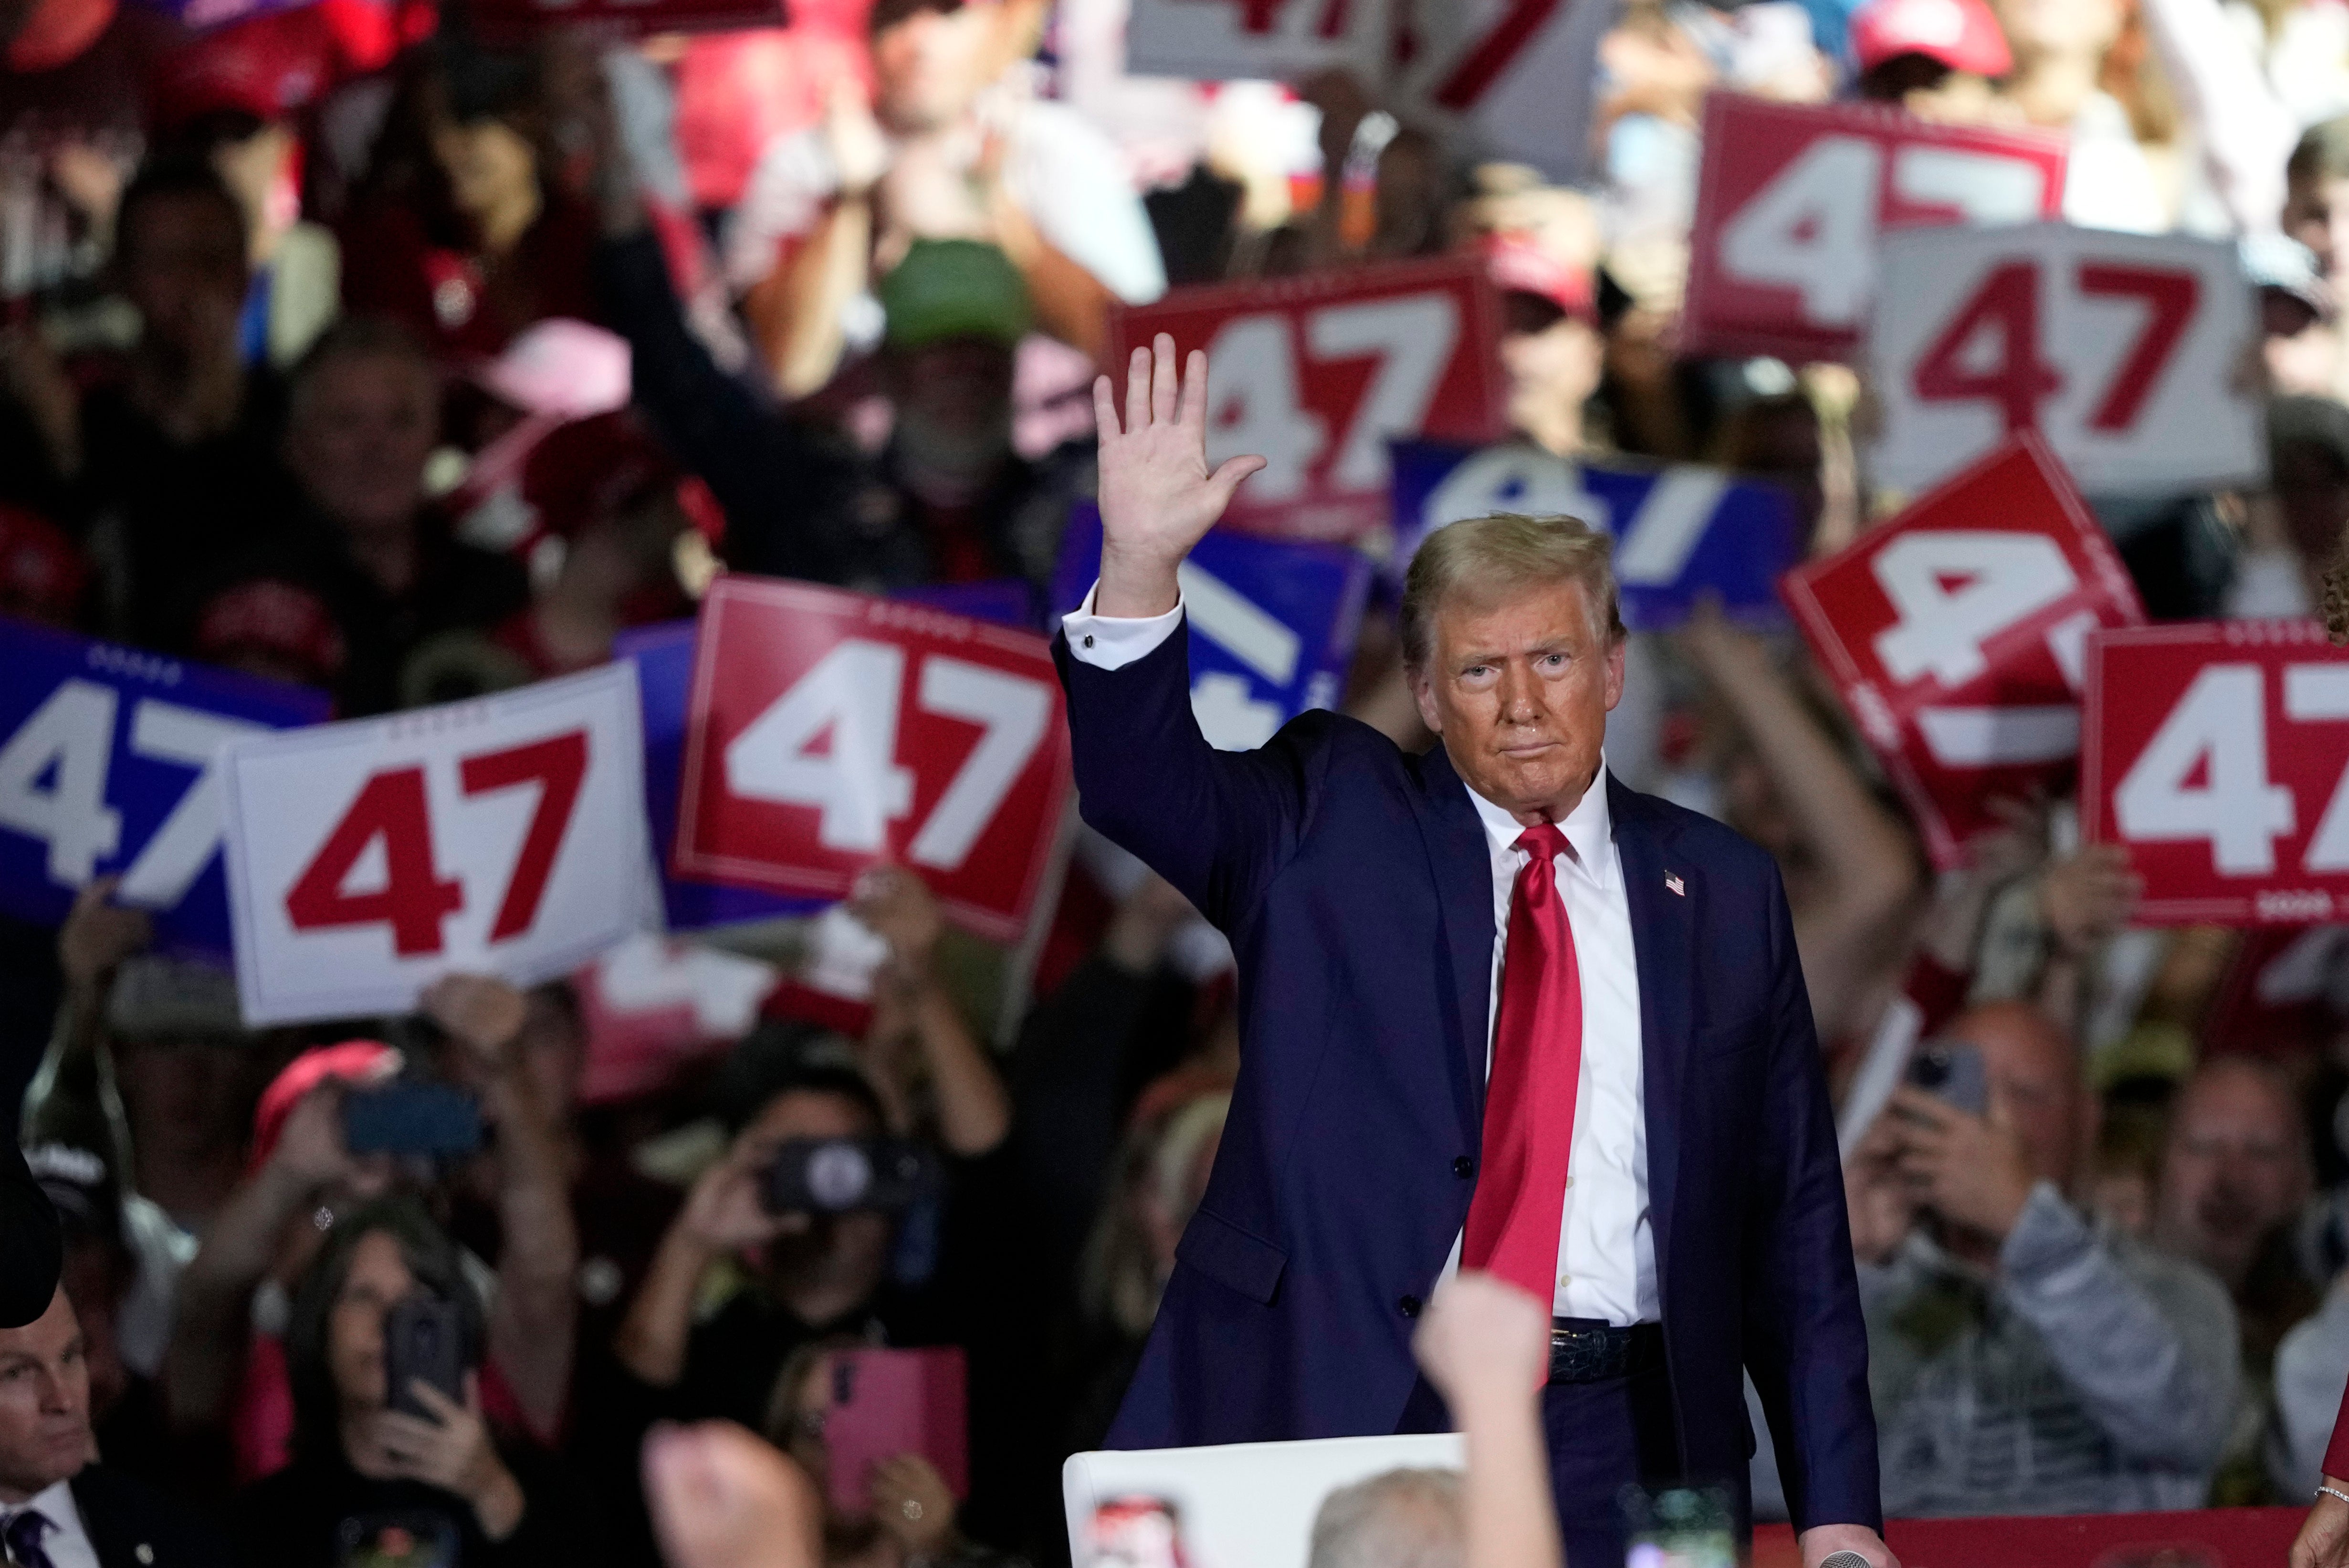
[1664,872,1685,897]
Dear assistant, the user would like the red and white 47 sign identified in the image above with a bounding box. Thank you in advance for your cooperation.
[675,577,1071,942]
[2083,621,2349,926]
[1781,438,2145,868]
[1868,223,2263,495]
[1685,95,2067,363]
[1109,257,1504,542]
[220,665,651,1026]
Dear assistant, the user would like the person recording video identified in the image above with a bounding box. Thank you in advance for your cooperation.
[227,1196,601,1567]
[1844,1002,2239,1517]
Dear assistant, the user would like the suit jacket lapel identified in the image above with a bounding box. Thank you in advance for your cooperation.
[1611,775,1689,1296]
[1414,744,1494,1146]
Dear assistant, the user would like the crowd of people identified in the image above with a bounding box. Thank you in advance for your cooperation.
[12,0,2349,1559]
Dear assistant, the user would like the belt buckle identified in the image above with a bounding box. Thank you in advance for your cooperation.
[1550,1326,1610,1382]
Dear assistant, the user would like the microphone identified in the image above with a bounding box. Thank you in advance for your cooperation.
[1818,1554,1873,1568]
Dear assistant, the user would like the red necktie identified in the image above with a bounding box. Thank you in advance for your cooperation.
[1461,823,1583,1304]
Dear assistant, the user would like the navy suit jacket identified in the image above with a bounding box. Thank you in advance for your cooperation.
[1056,621,1882,1534]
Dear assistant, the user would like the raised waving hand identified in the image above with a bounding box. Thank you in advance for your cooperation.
[1091,333,1266,617]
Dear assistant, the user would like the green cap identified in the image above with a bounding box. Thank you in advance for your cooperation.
[879,238,1033,352]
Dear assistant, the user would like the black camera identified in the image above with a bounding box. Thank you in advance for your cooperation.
[761,1138,937,1216]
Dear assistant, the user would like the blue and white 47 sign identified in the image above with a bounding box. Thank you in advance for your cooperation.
[1055,503,1372,752]
[1389,440,1801,628]
[0,619,331,951]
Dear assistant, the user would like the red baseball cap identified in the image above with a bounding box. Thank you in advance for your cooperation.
[248,1040,400,1172]
[4,0,115,72]
[194,577,348,687]
[1850,0,2012,77]
[1481,232,1597,323]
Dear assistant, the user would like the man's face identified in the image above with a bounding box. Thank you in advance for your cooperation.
[1411,578,1623,819]
[1963,1009,2087,1189]
[0,1291,94,1503]
[327,1229,416,1414]
[1498,297,1604,453]
[2156,1066,2309,1284]
[284,352,438,534]
[871,3,1000,134]
[120,192,246,366]
[2286,170,2349,283]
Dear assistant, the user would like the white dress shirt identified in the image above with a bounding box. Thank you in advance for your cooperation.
[1063,585,1658,1325]
[3,1478,101,1568]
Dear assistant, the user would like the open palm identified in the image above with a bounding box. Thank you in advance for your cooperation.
[1091,333,1266,616]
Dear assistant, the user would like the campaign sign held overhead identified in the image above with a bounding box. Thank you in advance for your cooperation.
[1388,439,1800,630]
[0,619,331,953]
[1053,502,1373,753]
[618,581,1037,932]
[618,621,823,934]
[220,663,653,1025]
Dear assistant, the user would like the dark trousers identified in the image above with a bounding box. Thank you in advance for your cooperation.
[1398,1359,1746,1568]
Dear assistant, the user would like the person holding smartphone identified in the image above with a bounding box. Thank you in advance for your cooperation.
[1843,1001,2239,1517]
[228,1196,602,1568]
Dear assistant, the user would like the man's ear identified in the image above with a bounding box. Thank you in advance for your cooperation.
[1409,666,1443,735]
[1603,636,1627,713]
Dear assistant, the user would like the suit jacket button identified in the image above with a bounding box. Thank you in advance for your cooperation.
[1452,1156,1474,1178]
[1398,1294,1422,1317]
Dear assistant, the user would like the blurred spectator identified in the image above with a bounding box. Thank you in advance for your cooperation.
[1849,0,2014,113]
[1482,229,1604,460]
[339,39,602,360]
[1307,1469,1463,1568]
[154,47,344,372]
[592,86,1090,592]
[0,1285,235,1568]
[195,315,529,713]
[1846,1002,2239,1514]
[1065,1085,1229,1450]
[1676,605,1922,1048]
[2156,1057,2320,1501]
[606,1065,924,1430]
[26,1143,177,1492]
[1405,1273,1564,1568]
[727,0,1164,393]
[847,869,1012,1157]
[1991,0,2169,231]
[228,1195,602,1566]
[760,1338,1000,1567]
[166,992,577,1485]
[2,154,292,650]
[2244,397,2349,620]
[2246,235,2342,397]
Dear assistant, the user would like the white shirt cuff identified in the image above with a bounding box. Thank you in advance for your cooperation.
[1062,581,1184,671]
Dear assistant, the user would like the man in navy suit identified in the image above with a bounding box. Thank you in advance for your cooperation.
[1054,337,1892,1567]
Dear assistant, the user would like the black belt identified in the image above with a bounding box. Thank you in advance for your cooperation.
[1548,1318,1665,1384]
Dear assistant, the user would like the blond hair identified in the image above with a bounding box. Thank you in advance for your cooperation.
[1399,513,1625,671]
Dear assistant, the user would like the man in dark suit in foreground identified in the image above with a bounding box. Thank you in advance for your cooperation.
[0,1287,234,1568]
[1055,335,1891,1566]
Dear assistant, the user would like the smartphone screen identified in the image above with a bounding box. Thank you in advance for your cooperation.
[383,1296,468,1419]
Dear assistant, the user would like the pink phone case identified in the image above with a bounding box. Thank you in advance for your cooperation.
[823,1346,969,1517]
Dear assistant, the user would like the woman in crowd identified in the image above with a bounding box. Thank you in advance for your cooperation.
[229,1196,601,1566]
